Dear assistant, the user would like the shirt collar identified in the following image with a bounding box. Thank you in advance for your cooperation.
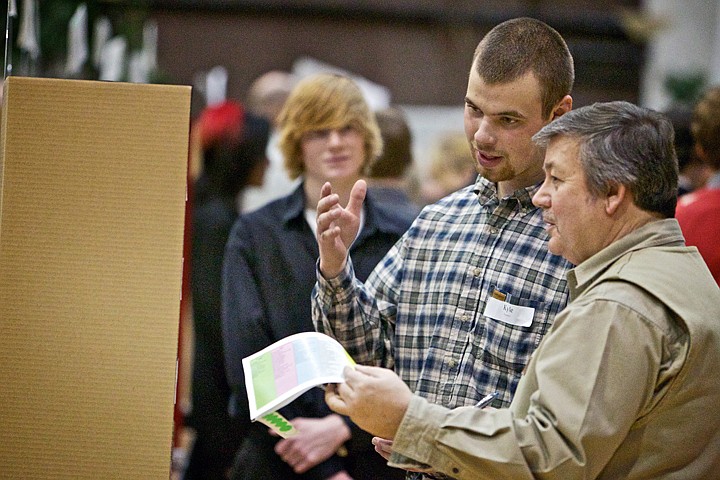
[473,175,540,211]
[280,183,309,228]
[567,218,686,300]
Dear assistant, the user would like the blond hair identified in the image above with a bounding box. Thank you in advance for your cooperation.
[429,133,475,192]
[277,73,382,179]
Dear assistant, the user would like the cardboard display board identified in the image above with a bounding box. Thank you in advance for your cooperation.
[0,77,191,478]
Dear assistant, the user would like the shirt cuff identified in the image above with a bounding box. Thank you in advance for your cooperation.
[389,395,448,473]
[315,257,355,298]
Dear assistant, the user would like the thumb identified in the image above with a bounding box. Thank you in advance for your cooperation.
[346,179,367,216]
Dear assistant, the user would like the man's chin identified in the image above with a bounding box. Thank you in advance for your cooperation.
[547,239,562,257]
[478,167,512,184]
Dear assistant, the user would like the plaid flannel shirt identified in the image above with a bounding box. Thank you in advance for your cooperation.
[313,177,571,477]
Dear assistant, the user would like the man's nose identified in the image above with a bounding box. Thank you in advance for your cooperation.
[474,118,495,146]
[532,181,550,208]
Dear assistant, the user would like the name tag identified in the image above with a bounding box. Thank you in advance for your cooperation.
[482,296,534,327]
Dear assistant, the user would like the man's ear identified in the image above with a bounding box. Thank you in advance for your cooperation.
[551,95,573,120]
[605,183,627,215]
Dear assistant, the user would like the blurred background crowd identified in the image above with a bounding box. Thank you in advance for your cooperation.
[4,0,720,177]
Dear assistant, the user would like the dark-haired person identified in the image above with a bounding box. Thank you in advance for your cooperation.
[185,101,270,479]
[367,106,422,222]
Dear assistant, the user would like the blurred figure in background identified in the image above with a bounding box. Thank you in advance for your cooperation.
[240,70,300,212]
[676,85,720,284]
[665,105,712,196]
[185,101,271,479]
[367,106,422,223]
[419,132,477,204]
[222,73,410,480]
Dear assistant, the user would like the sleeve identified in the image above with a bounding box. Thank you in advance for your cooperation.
[311,236,408,368]
[221,217,268,429]
[389,299,667,480]
[221,218,350,480]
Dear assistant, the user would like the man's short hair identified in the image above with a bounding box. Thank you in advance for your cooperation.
[533,101,678,218]
[277,73,382,179]
[474,17,574,119]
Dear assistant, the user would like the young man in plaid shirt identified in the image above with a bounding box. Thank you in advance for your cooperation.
[313,17,574,479]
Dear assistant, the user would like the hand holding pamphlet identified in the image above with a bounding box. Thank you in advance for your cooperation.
[242,332,355,437]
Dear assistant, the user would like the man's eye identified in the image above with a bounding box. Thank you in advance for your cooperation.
[500,117,519,125]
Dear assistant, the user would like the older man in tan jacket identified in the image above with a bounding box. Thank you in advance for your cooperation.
[325,101,720,480]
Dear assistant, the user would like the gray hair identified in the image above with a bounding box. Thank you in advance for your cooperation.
[533,101,678,218]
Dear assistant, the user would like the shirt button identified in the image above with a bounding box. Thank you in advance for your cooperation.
[448,358,458,368]
[473,267,482,277]
[461,314,469,322]
[489,227,498,234]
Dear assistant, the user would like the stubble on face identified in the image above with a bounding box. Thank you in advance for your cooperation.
[470,143,546,185]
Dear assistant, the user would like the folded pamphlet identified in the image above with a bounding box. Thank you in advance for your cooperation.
[242,331,355,425]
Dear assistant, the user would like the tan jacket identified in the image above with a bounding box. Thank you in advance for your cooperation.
[391,219,720,479]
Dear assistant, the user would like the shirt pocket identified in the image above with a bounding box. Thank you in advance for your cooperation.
[473,288,551,375]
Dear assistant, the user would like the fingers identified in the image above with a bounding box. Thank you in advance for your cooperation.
[275,440,305,473]
[374,444,392,461]
[326,366,370,414]
[316,194,343,241]
[316,182,342,219]
[316,179,365,234]
[337,365,383,396]
[317,192,340,216]
[341,365,361,386]
[320,181,333,199]
[371,437,394,454]
[372,437,393,460]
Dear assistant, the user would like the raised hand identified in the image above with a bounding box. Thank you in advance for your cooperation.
[316,180,367,278]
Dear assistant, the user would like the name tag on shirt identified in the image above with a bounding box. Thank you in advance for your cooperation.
[482,296,534,327]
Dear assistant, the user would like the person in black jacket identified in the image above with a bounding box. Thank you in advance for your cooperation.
[222,74,410,480]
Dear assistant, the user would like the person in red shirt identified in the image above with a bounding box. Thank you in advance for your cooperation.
[676,85,720,285]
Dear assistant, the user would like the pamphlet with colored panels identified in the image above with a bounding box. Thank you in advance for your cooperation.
[242,332,355,436]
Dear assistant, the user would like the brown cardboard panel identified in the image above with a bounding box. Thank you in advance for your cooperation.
[0,77,191,479]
